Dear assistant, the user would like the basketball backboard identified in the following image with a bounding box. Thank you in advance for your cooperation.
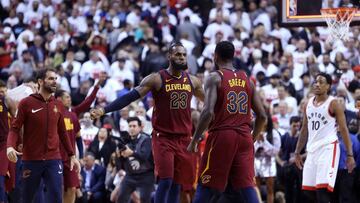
[278,0,360,26]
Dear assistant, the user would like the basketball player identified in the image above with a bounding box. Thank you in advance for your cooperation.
[188,41,267,202]
[6,68,80,203]
[0,80,16,203]
[90,42,205,203]
[55,77,103,203]
[294,73,356,203]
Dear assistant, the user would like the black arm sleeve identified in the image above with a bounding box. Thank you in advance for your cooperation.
[104,89,141,113]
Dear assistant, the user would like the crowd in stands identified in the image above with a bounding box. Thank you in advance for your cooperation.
[0,0,360,202]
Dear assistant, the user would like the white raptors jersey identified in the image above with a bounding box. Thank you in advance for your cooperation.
[306,96,338,152]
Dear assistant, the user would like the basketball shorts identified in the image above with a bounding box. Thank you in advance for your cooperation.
[302,141,340,192]
[63,161,80,189]
[152,130,196,186]
[198,130,255,191]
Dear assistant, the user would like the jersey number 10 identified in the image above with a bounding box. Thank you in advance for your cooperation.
[227,91,248,114]
[311,121,320,130]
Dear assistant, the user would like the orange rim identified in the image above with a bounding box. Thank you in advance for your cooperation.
[321,7,358,20]
[321,7,358,14]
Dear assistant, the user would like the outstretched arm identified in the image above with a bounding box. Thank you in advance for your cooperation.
[73,77,106,115]
[332,99,356,173]
[187,72,220,152]
[90,73,161,118]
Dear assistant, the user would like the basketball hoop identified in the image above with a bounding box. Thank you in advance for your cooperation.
[320,7,357,43]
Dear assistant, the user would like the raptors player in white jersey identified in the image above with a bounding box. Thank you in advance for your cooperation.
[294,73,356,203]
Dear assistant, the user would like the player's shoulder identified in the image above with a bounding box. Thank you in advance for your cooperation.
[188,74,201,85]
[143,72,162,83]
[203,72,220,86]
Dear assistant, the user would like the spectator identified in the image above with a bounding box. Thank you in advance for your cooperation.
[71,80,91,106]
[0,26,14,70]
[67,8,88,34]
[333,120,359,203]
[109,57,135,86]
[276,116,305,203]
[203,11,233,44]
[154,15,176,45]
[319,53,336,75]
[105,152,117,193]
[116,117,154,203]
[80,112,99,151]
[80,152,106,203]
[88,126,116,167]
[274,101,291,132]
[86,32,108,56]
[126,5,141,28]
[102,19,121,53]
[176,16,201,44]
[255,115,281,203]
[118,107,130,132]
[87,71,122,106]
[8,49,36,81]
[28,35,45,64]
[338,60,355,87]
[140,39,168,78]
[79,51,106,82]
[261,73,281,104]
[62,49,82,90]
[270,85,298,116]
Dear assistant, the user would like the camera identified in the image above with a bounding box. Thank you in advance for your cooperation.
[111,131,131,152]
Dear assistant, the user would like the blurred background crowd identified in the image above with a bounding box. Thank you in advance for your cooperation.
[0,0,360,202]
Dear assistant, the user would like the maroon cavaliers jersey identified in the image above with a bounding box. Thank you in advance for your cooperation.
[60,110,81,161]
[209,69,253,134]
[0,96,9,149]
[152,70,193,135]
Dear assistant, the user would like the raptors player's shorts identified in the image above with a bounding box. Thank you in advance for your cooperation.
[152,130,195,186]
[198,129,255,192]
[302,141,340,192]
[0,148,9,176]
[63,161,80,189]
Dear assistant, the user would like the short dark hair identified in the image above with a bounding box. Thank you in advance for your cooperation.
[55,89,67,98]
[316,72,332,85]
[168,42,184,54]
[24,76,37,83]
[85,151,95,159]
[215,41,235,61]
[0,80,6,88]
[127,117,142,126]
[36,68,56,81]
[290,116,301,125]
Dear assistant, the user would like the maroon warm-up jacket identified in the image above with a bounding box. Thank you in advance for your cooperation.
[7,93,74,161]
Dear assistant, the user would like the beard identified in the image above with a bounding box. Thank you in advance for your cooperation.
[171,60,188,71]
[43,83,56,93]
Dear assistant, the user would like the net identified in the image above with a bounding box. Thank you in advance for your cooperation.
[320,7,357,43]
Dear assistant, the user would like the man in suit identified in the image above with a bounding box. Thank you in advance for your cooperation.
[80,152,106,203]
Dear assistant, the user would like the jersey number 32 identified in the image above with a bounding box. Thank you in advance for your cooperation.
[227,91,248,114]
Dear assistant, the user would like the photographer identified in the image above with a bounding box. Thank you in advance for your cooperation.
[116,117,154,203]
